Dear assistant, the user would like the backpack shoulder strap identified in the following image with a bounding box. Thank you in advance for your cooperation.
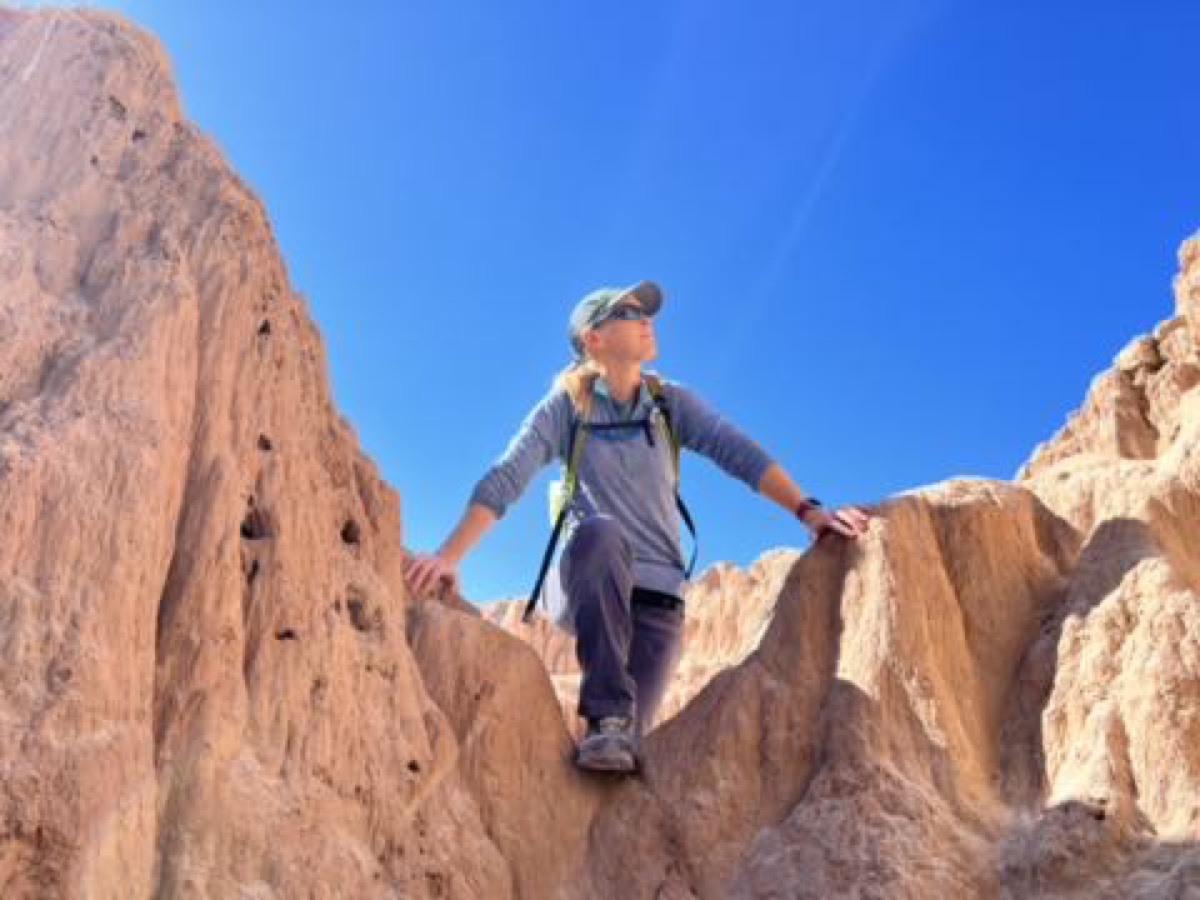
[525,386,591,623]
[560,402,590,514]
[644,374,698,579]
[644,374,680,482]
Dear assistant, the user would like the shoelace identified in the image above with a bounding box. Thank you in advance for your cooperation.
[594,717,632,736]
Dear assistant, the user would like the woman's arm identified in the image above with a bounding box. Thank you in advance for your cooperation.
[437,503,497,565]
[466,389,569,519]
[405,503,497,598]
[759,460,871,539]
[405,389,569,598]
[757,461,815,513]
[667,380,774,489]
[669,381,869,540]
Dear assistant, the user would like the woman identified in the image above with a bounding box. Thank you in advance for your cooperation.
[406,281,869,773]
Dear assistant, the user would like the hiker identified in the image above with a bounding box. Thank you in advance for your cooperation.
[405,281,869,773]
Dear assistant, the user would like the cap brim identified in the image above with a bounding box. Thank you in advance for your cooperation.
[621,281,663,316]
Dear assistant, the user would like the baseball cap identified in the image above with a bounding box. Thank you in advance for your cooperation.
[568,280,664,357]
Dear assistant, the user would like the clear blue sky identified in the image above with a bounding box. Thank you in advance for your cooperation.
[24,1,1200,601]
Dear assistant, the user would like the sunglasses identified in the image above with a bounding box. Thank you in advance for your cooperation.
[600,304,649,324]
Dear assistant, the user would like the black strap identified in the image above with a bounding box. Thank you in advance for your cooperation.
[677,493,698,578]
[523,410,584,623]
[652,391,698,578]
[523,503,569,623]
[584,419,655,432]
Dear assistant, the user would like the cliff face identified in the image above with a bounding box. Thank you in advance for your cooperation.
[3,9,1200,899]
[0,9,508,898]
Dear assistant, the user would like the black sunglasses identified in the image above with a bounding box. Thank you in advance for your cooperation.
[600,305,649,324]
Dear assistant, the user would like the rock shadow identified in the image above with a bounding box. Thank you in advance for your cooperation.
[1001,517,1165,809]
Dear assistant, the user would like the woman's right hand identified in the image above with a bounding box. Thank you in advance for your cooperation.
[404,552,460,599]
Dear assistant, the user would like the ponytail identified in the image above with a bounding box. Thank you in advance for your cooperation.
[552,357,600,417]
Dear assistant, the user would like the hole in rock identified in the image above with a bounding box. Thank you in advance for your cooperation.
[131,128,146,142]
[346,594,380,633]
[240,507,271,540]
[341,519,361,545]
[275,628,298,641]
[257,434,273,452]
[407,760,421,774]
[347,596,369,631]
[257,319,272,336]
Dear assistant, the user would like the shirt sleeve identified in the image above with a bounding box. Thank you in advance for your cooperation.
[665,380,774,491]
[468,388,571,519]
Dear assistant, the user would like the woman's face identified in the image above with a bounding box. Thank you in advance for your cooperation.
[586,299,658,363]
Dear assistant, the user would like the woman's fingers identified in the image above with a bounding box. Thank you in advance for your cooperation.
[831,514,857,536]
[840,506,871,531]
[407,556,434,595]
[822,506,872,538]
[405,554,458,598]
[417,563,434,595]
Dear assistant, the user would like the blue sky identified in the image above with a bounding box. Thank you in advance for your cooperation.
[22,1,1200,601]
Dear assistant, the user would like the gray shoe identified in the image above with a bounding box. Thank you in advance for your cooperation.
[576,716,637,773]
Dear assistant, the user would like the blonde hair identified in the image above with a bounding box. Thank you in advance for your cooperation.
[552,357,601,416]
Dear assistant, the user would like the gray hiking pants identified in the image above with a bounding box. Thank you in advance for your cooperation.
[560,515,685,736]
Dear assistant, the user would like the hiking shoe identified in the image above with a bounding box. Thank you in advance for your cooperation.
[575,716,637,773]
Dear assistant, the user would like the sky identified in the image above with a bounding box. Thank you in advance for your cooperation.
[17,1,1200,602]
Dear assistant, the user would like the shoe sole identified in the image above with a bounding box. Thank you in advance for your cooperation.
[575,753,636,774]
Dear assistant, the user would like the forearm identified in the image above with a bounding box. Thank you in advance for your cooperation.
[757,462,817,514]
[436,503,497,565]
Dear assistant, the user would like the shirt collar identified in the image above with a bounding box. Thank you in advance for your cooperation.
[594,374,648,412]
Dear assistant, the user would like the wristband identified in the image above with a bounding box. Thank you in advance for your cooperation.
[794,496,823,520]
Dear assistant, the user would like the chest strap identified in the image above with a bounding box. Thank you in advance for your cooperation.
[523,377,698,623]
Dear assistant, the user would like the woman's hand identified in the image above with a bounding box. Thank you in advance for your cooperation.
[404,552,460,598]
[802,505,871,541]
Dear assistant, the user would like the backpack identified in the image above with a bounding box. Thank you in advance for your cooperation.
[522,372,698,623]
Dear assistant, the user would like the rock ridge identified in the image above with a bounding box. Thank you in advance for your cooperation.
[2,9,1200,898]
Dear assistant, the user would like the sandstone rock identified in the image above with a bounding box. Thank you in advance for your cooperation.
[483,550,800,737]
[0,9,507,897]
[3,8,1200,899]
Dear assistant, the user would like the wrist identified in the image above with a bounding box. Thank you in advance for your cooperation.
[794,496,823,523]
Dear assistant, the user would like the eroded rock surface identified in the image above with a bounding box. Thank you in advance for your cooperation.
[1,9,511,897]
[483,551,800,737]
[3,9,1199,899]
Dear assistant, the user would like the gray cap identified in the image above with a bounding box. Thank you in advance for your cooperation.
[568,280,664,357]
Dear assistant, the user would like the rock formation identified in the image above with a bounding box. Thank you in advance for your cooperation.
[2,7,1199,898]
[1,8,507,897]
[483,551,801,737]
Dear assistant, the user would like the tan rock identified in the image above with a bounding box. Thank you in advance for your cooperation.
[1,9,506,897]
[483,550,800,737]
[4,8,1200,899]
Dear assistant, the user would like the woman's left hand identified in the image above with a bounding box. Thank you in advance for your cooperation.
[802,505,871,540]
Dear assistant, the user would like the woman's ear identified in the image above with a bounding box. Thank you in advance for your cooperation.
[582,328,602,356]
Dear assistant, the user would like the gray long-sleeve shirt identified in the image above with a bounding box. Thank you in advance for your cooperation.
[469,372,774,598]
